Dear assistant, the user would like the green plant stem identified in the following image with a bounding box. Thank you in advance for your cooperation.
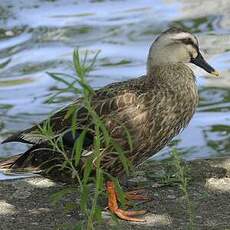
[172,149,195,230]
[38,49,132,230]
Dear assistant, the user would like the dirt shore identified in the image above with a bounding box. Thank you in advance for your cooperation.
[0,157,230,230]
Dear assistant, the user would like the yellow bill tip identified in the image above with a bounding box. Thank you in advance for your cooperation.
[210,70,220,77]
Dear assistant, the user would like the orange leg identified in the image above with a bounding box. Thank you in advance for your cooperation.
[106,181,146,222]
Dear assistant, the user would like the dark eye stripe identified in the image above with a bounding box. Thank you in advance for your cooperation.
[180,38,194,45]
[179,38,198,52]
[172,37,197,46]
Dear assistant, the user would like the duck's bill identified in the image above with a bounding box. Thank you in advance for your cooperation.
[191,52,220,77]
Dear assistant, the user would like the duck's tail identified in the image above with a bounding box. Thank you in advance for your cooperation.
[0,145,75,182]
[0,144,58,172]
[0,146,44,173]
[0,154,22,170]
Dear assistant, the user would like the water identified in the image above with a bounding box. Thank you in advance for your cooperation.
[0,0,229,179]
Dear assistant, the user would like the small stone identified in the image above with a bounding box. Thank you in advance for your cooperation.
[151,182,161,188]
[38,208,50,212]
[167,194,176,199]
[31,222,39,225]
[101,211,111,220]
[5,31,14,36]
[12,190,32,199]
[129,176,147,183]
[26,177,56,188]
[0,201,16,214]
[153,192,159,197]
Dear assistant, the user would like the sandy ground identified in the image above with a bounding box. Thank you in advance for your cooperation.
[0,158,230,230]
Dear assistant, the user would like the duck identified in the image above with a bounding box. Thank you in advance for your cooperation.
[0,27,219,222]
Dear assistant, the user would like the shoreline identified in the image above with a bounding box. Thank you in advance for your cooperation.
[0,157,230,229]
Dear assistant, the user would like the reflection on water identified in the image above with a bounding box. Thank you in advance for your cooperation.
[0,0,229,179]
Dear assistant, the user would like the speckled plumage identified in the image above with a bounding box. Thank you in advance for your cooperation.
[1,63,198,178]
[2,27,217,181]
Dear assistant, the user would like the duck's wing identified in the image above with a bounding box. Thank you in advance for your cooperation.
[1,98,84,145]
[2,76,145,146]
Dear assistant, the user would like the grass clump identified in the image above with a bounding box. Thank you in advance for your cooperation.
[144,149,195,229]
[171,149,195,230]
[37,49,132,230]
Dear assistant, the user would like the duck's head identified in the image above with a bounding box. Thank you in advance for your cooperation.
[147,27,219,76]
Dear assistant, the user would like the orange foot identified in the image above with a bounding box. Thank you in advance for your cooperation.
[106,181,146,222]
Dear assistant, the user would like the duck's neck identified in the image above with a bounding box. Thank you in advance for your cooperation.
[146,63,196,87]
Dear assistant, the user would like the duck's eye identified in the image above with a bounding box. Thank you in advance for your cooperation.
[180,38,198,52]
[180,38,194,45]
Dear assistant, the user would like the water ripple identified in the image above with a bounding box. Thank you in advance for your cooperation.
[0,0,229,165]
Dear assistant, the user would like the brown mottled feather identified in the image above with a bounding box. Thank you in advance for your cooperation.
[1,63,198,180]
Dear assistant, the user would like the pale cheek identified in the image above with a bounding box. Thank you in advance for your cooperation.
[187,45,198,59]
[192,51,198,59]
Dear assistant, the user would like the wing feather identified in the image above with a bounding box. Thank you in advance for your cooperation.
[2,76,145,145]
